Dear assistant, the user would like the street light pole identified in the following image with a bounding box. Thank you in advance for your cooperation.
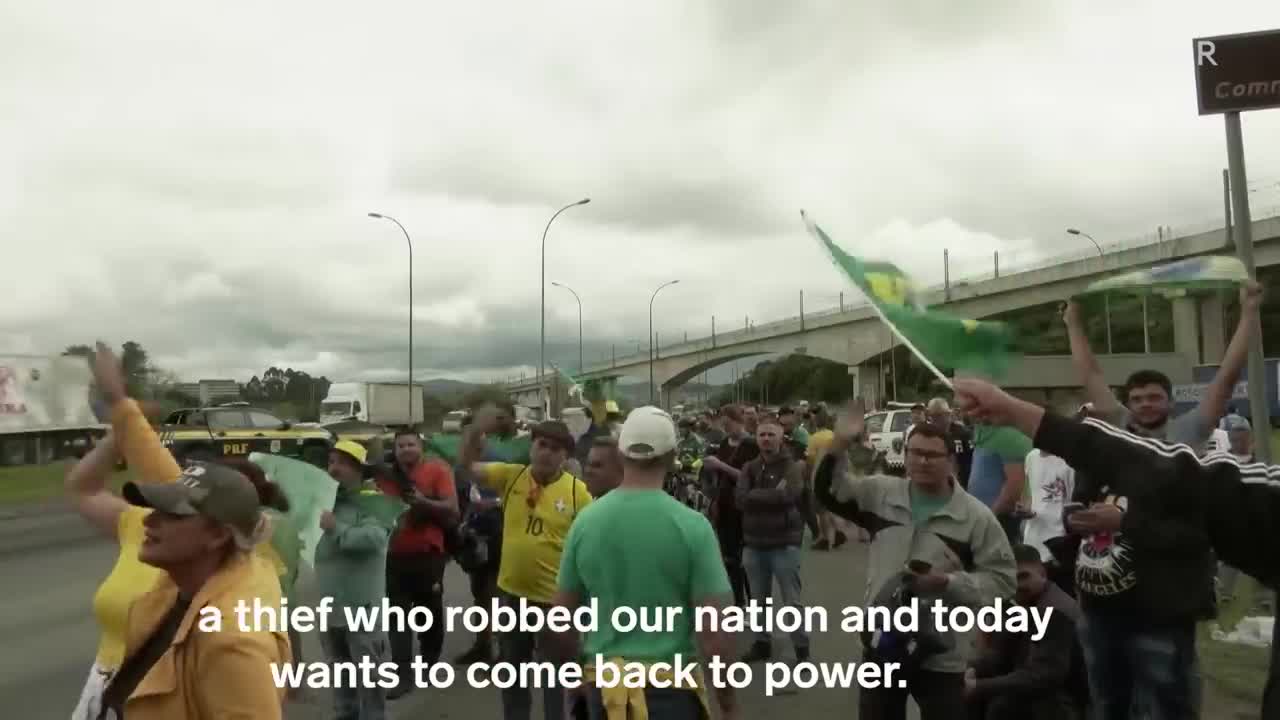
[541,199,591,417]
[551,282,584,376]
[368,212,415,422]
[1067,228,1112,354]
[649,279,680,406]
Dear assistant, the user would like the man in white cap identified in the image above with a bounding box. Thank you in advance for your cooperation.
[551,406,739,720]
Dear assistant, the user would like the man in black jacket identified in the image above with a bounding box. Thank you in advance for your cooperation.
[735,416,809,664]
[952,376,1280,720]
[966,543,1087,720]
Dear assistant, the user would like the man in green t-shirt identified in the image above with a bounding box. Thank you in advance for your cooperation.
[968,424,1033,543]
[550,406,739,720]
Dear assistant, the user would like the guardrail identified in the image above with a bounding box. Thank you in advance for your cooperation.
[500,209,1280,386]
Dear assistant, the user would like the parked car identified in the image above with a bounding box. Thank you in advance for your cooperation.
[441,410,468,434]
[863,407,915,473]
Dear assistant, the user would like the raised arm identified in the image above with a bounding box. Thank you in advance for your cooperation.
[1198,283,1262,423]
[955,377,1280,584]
[92,341,182,484]
[1062,301,1121,414]
[814,400,887,524]
[65,433,129,539]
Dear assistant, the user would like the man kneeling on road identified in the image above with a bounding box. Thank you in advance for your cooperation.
[965,543,1087,720]
[814,400,1016,720]
[550,406,738,720]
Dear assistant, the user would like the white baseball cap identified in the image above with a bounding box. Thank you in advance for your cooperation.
[618,406,678,459]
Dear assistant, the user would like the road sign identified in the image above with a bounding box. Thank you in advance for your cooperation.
[1193,29,1280,115]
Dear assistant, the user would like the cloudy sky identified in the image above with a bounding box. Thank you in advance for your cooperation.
[5,1,1280,388]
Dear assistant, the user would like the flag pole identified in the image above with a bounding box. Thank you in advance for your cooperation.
[801,210,953,390]
[861,299,954,390]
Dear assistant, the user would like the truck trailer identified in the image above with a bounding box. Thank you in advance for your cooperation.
[0,355,107,466]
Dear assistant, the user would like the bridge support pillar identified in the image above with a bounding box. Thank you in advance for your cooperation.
[1172,297,1200,365]
[1200,292,1227,364]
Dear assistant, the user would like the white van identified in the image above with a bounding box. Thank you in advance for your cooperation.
[441,410,468,433]
[863,407,916,472]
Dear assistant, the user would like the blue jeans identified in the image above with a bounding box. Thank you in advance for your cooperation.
[584,686,704,720]
[320,625,389,720]
[742,545,809,652]
[1078,611,1200,720]
[499,591,564,720]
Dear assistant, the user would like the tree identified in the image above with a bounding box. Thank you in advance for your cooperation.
[120,341,151,398]
[238,366,329,421]
[242,376,264,401]
[712,354,855,407]
[63,345,93,358]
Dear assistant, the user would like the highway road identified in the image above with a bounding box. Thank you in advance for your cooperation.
[0,513,1260,719]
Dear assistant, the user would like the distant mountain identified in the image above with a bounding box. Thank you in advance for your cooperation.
[420,378,481,399]
[610,380,722,409]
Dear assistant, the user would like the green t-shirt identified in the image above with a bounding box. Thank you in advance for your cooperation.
[910,486,951,526]
[791,425,811,446]
[557,489,731,662]
[971,425,1033,459]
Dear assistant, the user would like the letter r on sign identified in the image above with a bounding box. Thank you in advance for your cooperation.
[1197,40,1218,66]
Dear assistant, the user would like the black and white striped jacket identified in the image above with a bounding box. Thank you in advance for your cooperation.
[1034,411,1280,594]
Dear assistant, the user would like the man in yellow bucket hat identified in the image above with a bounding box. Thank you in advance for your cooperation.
[315,439,403,720]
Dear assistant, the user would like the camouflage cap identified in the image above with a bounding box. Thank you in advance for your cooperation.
[123,461,262,549]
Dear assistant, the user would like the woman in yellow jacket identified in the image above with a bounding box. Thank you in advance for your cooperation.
[69,344,288,719]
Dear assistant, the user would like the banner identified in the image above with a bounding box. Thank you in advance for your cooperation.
[248,452,338,591]
[803,211,1017,380]
[1075,255,1249,299]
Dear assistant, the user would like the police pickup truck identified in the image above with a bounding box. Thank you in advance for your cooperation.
[158,402,334,467]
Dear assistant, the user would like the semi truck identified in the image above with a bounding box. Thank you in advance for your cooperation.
[319,381,425,429]
[0,355,108,466]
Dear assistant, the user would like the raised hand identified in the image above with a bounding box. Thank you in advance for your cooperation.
[90,341,128,405]
[830,397,866,451]
[1242,280,1264,313]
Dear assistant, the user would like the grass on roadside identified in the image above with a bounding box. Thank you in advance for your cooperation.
[0,461,134,506]
[1199,624,1270,709]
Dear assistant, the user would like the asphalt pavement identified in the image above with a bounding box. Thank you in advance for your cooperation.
[0,519,888,720]
[0,520,1257,720]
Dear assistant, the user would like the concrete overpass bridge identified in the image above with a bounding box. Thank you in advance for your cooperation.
[507,215,1280,410]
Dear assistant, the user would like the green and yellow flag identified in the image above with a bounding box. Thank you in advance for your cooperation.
[248,453,338,593]
[803,211,1018,379]
[1075,255,1249,300]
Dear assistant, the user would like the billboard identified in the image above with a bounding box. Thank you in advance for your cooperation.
[1172,358,1280,419]
[0,355,103,434]
[1193,29,1280,115]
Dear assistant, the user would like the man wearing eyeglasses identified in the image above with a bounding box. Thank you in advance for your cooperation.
[814,400,1016,720]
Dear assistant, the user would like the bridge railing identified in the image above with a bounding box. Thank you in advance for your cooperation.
[502,210,1278,386]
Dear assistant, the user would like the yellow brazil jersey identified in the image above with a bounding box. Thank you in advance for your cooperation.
[806,429,836,465]
[481,463,592,603]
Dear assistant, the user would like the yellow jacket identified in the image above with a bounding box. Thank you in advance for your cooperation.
[119,552,290,719]
[91,400,283,669]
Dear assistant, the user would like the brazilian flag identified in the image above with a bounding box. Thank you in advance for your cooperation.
[803,211,1018,379]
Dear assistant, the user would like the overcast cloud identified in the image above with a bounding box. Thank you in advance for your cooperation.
[4,1,1280,387]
